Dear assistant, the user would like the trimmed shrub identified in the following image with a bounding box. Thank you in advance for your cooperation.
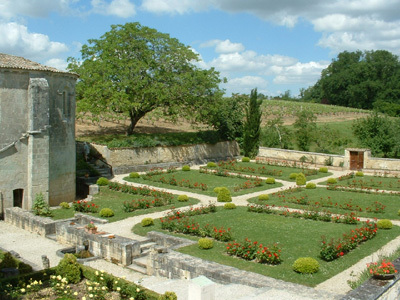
[56,253,81,284]
[177,194,189,202]
[224,203,237,209]
[207,162,217,168]
[158,292,178,300]
[327,178,338,184]
[306,182,316,189]
[213,187,223,194]
[296,173,306,186]
[265,177,275,184]
[258,194,269,201]
[96,177,109,186]
[319,167,328,173]
[141,218,154,227]
[60,202,70,209]
[289,173,298,180]
[198,238,214,249]
[242,157,251,162]
[99,208,115,218]
[129,172,140,178]
[217,187,232,202]
[355,171,364,177]
[398,209,400,216]
[293,257,319,274]
[377,219,393,229]
[0,252,18,269]
[182,165,191,171]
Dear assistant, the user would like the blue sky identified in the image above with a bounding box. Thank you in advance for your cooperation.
[1,0,400,96]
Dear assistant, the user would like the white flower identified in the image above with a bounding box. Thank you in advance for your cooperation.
[20,288,26,293]
[88,286,93,291]
[27,285,31,289]
[89,294,93,298]
[102,286,106,290]
[74,292,78,296]
[82,297,86,300]
[57,275,62,280]
[136,288,140,292]
[95,271,99,276]
[117,287,121,291]
[115,280,118,284]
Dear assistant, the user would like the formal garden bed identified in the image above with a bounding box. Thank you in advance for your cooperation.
[132,206,400,287]
[248,187,400,220]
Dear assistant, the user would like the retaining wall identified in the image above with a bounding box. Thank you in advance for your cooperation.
[89,141,240,174]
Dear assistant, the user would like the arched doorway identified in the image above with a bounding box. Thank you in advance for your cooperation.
[13,189,23,208]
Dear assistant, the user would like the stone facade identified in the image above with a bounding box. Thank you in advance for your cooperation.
[0,53,78,213]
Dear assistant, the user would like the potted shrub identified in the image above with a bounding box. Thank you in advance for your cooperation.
[368,260,398,280]
[85,221,97,234]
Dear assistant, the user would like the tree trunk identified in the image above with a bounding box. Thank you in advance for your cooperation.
[126,111,145,136]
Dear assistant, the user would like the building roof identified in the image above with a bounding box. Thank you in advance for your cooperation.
[0,53,78,76]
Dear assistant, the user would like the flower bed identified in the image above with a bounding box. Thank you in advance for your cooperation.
[108,182,174,201]
[320,220,378,261]
[72,200,99,213]
[226,238,282,265]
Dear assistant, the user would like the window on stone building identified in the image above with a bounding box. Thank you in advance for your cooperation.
[13,189,23,208]
[62,90,71,118]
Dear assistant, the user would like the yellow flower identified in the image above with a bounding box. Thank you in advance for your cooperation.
[136,288,140,292]
[117,287,121,291]
[20,288,26,293]
[95,271,99,276]
[74,292,78,296]
[27,285,31,289]
[89,294,93,298]
[82,297,86,300]
[88,286,93,291]
[57,275,62,280]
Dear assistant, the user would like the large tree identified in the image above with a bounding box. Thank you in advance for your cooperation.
[68,22,224,135]
[243,88,262,158]
[302,50,400,114]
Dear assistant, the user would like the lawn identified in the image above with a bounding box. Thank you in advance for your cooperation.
[51,187,199,222]
[215,160,332,181]
[248,187,400,220]
[325,175,400,192]
[124,170,283,196]
[133,206,400,286]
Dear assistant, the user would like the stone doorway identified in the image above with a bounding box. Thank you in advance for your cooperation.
[349,151,364,170]
[13,189,23,208]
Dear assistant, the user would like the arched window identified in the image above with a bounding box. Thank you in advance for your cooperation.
[62,90,71,118]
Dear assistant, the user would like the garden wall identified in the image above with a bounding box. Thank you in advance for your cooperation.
[89,141,240,174]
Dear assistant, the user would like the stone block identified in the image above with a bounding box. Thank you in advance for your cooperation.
[89,184,99,195]
[188,276,215,300]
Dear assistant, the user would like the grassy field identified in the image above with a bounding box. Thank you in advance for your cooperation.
[51,187,199,222]
[325,175,400,191]
[133,206,400,286]
[124,170,283,196]
[248,187,400,220]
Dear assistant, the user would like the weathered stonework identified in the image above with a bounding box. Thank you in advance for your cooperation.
[0,53,78,213]
[90,141,240,174]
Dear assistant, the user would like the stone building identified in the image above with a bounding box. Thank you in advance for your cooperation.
[0,53,78,214]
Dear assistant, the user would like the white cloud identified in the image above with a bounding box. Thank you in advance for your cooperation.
[200,39,245,54]
[91,0,136,18]
[0,0,71,20]
[45,58,69,71]
[141,0,208,14]
[272,61,329,85]
[223,76,269,95]
[0,22,68,61]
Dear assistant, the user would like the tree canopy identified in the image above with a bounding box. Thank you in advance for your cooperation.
[302,50,400,115]
[68,22,225,135]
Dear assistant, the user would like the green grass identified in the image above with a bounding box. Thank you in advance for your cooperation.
[248,187,400,220]
[123,170,283,196]
[325,175,400,192]
[133,206,400,286]
[51,187,199,222]
[223,161,332,181]
[77,130,222,148]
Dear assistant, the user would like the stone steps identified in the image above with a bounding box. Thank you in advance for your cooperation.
[87,161,112,178]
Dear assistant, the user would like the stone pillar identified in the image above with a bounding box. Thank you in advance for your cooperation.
[188,276,215,300]
[26,78,50,209]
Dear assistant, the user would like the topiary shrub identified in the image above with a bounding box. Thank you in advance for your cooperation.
[306,182,316,189]
[182,165,191,171]
[377,219,393,229]
[207,162,217,168]
[265,177,275,184]
[292,257,320,274]
[96,177,109,186]
[60,202,70,209]
[217,187,232,202]
[214,187,223,194]
[355,171,364,177]
[289,173,298,180]
[319,167,328,173]
[129,172,140,178]
[258,194,269,201]
[56,253,81,284]
[99,208,115,217]
[0,252,18,269]
[242,157,250,162]
[224,203,236,209]
[198,238,214,249]
[177,194,189,202]
[141,218,154,227]
[158,291,178,300]
[327,178,338,184]
[296,173,306,186]
[32,192,52,217]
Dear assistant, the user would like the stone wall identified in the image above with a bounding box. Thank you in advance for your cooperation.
[90,141,240,174]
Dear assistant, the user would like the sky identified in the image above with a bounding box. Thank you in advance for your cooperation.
[1,0,400,97]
